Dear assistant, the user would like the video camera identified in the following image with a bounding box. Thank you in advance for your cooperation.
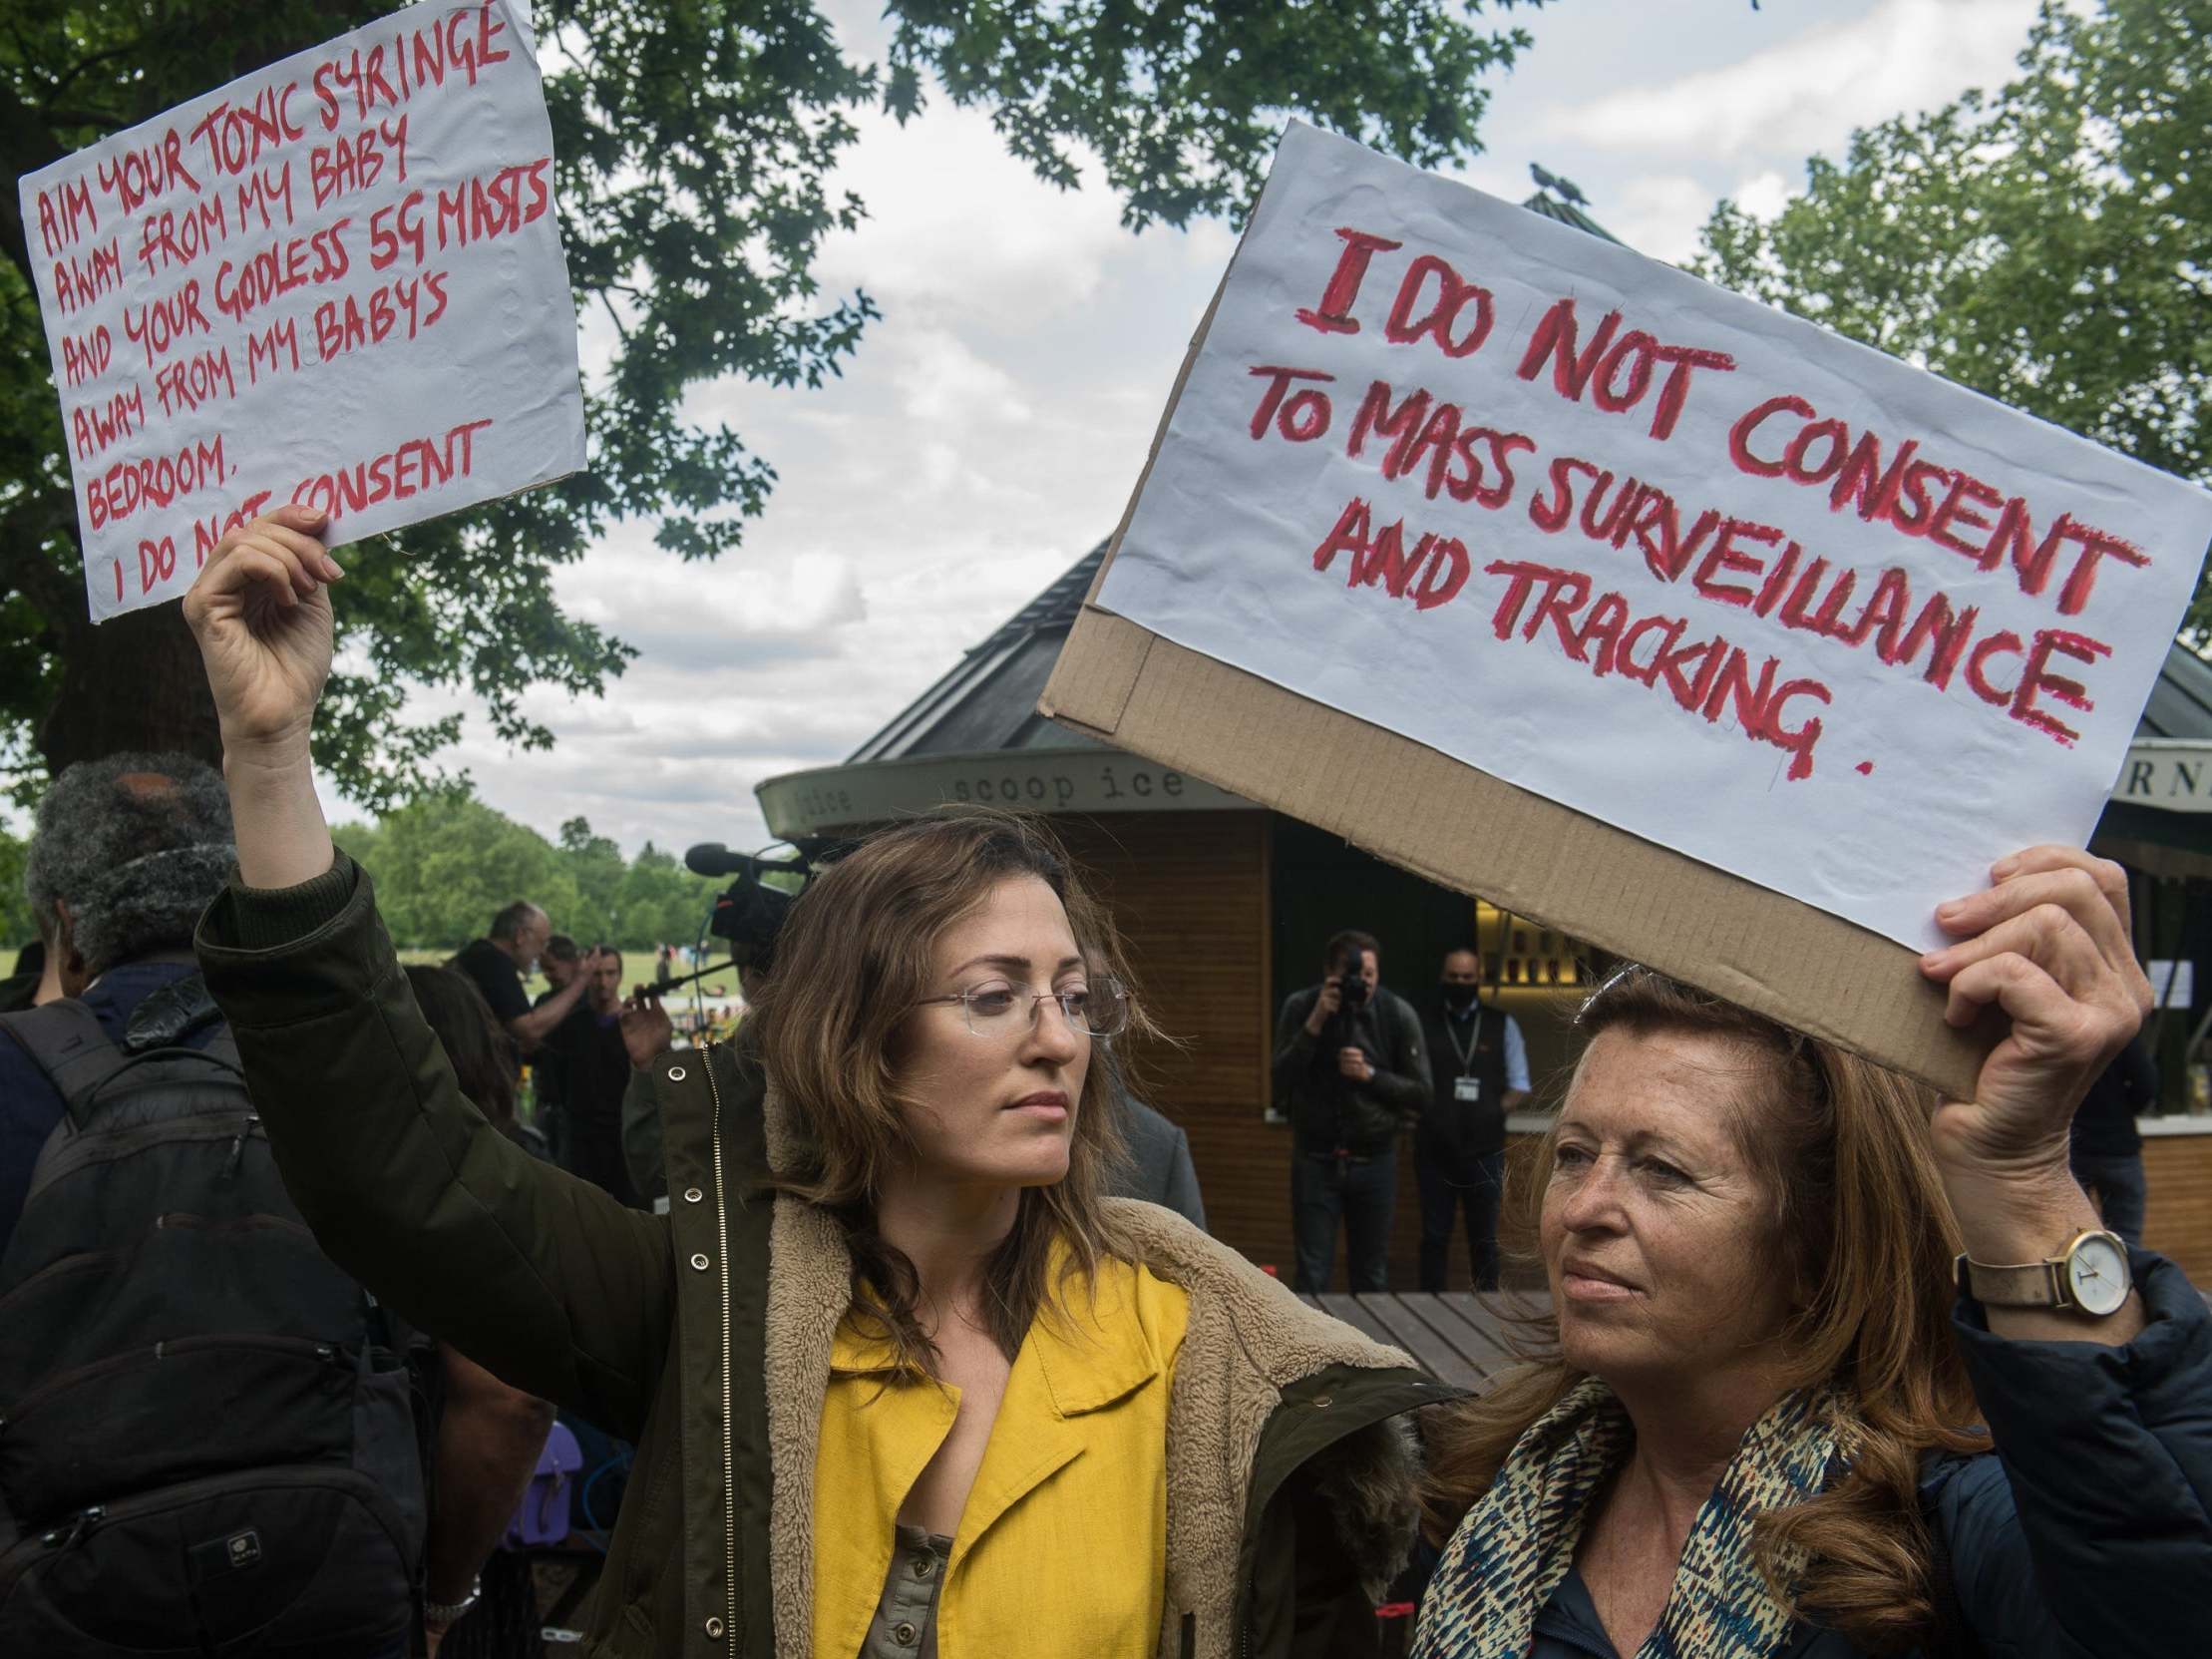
[674,838,843,981]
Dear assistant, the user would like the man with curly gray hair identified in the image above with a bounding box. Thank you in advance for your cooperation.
[3,751,233,1251]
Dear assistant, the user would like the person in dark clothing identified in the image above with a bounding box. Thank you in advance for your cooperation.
[1273,929,1431,1292]
[544,945,642,1208]
[449,901,596,1061]
[529,935,583,1166]
[1415,948,1531,1292]
[0,753,445,1657]
[2068,1034,2155,1246]
[1115,1095,1209,1230]
[0,753,235,1255]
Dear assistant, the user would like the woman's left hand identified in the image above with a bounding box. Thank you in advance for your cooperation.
[1919,846,2150,1181]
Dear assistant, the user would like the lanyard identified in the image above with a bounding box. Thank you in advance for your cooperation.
[1443,1007,1486,1076]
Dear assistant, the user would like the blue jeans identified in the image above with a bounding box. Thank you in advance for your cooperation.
[1291,1149,1397,1293]
[1417,1147,1506,1292]
[2070,1149,2148,1247]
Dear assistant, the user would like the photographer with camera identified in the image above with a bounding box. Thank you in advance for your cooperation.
[1273,929,1431,1293]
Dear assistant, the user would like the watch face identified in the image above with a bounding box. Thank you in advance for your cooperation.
[2066,1233,2130,1316]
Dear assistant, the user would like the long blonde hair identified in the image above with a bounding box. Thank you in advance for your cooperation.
[1423,968,1988,1652]
[750,809,1154,1373]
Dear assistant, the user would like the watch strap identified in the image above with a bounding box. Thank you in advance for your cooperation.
[1956,1229,2131,1314]
[1956,1254,2066,1308]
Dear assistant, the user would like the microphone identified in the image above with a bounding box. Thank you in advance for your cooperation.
[684,843,749,878]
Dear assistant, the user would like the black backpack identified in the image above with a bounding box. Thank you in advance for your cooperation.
[0,973,430,1656]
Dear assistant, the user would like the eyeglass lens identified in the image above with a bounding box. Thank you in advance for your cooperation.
[959,981,1126,1037]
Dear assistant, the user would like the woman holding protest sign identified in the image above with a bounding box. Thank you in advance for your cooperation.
[1411,852,2212,1657]
[179,504,1457,1659]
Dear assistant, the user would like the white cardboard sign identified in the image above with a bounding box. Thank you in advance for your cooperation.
[1095,123,2212,950]
[19,0,586,622]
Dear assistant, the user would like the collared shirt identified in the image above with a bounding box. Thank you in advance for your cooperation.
[812,1248,1191,1659]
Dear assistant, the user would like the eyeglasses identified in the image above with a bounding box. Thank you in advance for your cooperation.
[915,978,1129,1039]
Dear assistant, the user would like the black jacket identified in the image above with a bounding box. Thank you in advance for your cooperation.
[1273,985,1430,1154]
[2069,1037,2154,1159]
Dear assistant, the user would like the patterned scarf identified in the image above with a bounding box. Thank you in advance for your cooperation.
[1411,1378,1854,1659]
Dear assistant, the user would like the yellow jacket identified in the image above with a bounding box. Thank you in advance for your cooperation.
[812,1254,1191,1659]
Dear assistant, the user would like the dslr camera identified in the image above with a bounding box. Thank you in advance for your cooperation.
[1333,969,1372,1013]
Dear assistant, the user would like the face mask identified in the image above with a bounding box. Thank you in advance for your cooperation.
[1441,983,1478,1013]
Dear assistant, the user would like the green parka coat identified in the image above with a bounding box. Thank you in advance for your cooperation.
[194,859,1462,1659]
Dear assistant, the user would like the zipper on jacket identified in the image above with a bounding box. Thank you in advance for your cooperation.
[699,1038,738,1650]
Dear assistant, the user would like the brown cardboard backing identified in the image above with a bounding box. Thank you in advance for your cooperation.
[1039,266,1991,1101]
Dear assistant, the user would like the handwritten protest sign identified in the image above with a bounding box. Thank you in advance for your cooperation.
[19,0,586,622]
[1086,123,2212,953]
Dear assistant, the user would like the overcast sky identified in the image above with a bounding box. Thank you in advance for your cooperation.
[349,0,2048,856]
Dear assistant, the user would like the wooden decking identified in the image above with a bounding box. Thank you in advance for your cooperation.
[1302,1289,2212,1393]
[1298,1291,1548,1390]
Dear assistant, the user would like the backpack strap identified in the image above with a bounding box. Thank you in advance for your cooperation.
[0,975,241,1129]
[0,999,132,1114]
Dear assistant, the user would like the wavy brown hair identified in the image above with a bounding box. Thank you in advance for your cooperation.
[749,809,1155,1375]
[1422,968,1989,1653]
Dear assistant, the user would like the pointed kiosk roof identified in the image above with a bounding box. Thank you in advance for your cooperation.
[846,545,1111,765]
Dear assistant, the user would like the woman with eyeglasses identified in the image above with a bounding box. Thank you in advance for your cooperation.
[181,507,1459,1659]
[1410,856,2212,1658]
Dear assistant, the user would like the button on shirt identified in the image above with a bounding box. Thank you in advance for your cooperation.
[861,1526,952,1658]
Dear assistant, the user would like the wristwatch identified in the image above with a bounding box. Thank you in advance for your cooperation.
[423,1577,482,1628]
[1955,1229,2132,1316]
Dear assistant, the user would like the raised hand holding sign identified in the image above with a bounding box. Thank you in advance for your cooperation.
[1045,121,2212,1093]
[19,1,585,623]
[182,505,339,890]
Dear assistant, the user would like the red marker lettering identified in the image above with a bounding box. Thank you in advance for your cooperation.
[1294,227,1402,336]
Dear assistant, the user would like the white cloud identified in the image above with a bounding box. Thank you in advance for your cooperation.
[815,101,1135,329]
[1553,0,2039,164]
[1587,173,1724,264]
[895,326,1034,430]
[1730,169,1797,222]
